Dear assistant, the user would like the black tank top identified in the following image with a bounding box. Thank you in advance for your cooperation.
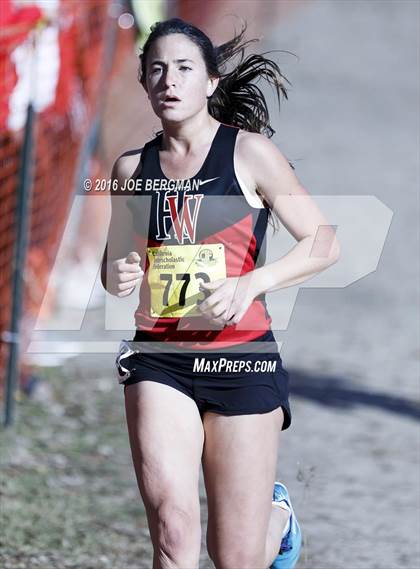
[127,121,273,349]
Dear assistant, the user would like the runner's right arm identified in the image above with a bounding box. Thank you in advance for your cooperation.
[100,154,144,297]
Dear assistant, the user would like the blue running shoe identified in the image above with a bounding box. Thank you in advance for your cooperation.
[270,481,302,569]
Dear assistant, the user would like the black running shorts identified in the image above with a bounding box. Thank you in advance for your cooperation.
[116,329,292,431]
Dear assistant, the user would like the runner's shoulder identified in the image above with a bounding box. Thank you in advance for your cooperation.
[234,129,283,187]
[235,128,293,183]
[235,128,282,160]
[108,148,144,199]
[113,147,144,180]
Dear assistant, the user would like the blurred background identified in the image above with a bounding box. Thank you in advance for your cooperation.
[0,1,419,568]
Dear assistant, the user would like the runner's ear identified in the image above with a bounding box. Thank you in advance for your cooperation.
[207,76,219,98]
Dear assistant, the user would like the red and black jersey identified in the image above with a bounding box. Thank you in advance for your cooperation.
[126,122,273,349]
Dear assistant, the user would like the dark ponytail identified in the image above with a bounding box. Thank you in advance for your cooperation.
[138,17,296,233]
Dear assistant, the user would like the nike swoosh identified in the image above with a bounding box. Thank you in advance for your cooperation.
[198,177,220,186]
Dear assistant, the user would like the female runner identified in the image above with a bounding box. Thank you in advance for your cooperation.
[101,17,340,569]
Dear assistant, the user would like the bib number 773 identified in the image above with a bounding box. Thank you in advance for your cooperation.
[146,244,226,318]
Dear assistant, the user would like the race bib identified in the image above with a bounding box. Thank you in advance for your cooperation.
[146,244,226,318]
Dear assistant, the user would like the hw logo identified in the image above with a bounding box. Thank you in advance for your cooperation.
[156,191,204,244]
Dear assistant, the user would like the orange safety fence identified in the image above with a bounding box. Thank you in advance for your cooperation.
[0,0,136,400]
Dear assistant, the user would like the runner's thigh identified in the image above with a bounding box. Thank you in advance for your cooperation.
[124,380,205,544]
[201,407,284,564]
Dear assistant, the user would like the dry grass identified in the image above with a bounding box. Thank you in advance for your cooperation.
[0,366,154,569]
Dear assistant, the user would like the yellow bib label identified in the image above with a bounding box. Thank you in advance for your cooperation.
[146,244,226,318]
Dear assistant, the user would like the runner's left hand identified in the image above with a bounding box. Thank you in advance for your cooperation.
[197,273,258,327]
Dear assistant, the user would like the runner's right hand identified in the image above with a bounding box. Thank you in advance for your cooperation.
[110,251,144,297]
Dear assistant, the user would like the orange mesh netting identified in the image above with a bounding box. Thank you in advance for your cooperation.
[0,0,135,398]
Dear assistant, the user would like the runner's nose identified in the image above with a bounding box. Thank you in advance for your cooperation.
[163,66,177,89]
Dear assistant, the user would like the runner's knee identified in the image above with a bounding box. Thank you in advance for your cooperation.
[210,545,264,569]
[154,502,200,558]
